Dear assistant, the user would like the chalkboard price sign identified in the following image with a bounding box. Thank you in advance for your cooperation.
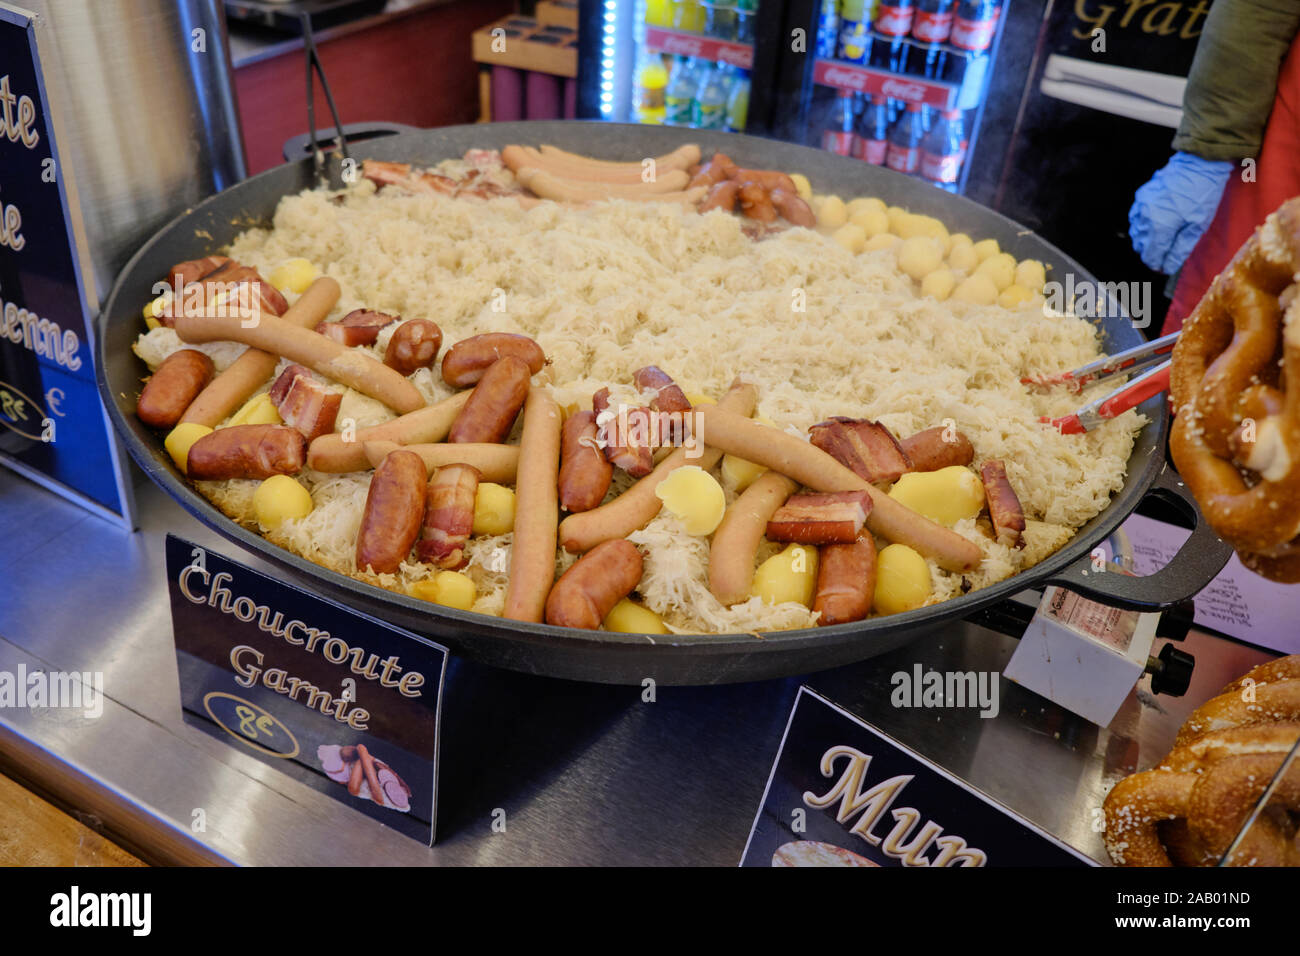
[0,3,133,523]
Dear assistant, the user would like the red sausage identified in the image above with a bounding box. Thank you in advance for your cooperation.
[441,333,546,388]
[384,319,443,375]
[186,424,306,480]
[814,536,877,626]
[447,355,531,443]
[632,365,692,415]
[770,188,816,228]
[700,180,740,214]
[899,427,975,473]
[558,410,613,513]
[356,449,428,573]
[136,349,215,428]
[544,538,644,629]
[731,168,798,194]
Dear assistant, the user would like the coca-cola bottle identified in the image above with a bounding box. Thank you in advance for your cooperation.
[870,0,915,73]
[949,0,998,54]
[851,95,891,165]
[885,102,925,175]
[919,108,964,191]
[821,90,857,156]
[906,0,953,77]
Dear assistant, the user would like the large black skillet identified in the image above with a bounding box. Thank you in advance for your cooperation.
[96,121,1232,685]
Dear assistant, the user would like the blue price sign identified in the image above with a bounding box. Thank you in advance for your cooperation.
[0,4,133,522]
[165,534,449,846]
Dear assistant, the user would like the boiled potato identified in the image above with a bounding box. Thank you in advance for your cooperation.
[974,252,1016,291]
[948,232,973,249]
[847,196,887,219]
[410,571,476,610]
[227,391,281,427]
[752,544,818,607]
[865,233,901,252]
[948,242,979,273]
[888,466,985,526]
[952,274,999,305]
[817,194,848,229]
[654,465,726,535]
[850,207,890,238]
[604,599,669,634]
[164,422,212,473]
[886,205,910,233]
[789,172,813,200]
[685,391,715,406]
[910,215,950,251]
[253,474,314,529]
[998,284,1035,309]
[269,257,318,294]
[972,237,1001,261]
[473,482,516,535]
[1015,258,1047,291]
[143,295,168,330]
[832,222,867,254]
[898,236,944,280]
[874,544,931,615]
[920,268,957,301]
[721,453,767,491]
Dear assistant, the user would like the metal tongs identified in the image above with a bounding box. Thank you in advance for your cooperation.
[300,12,349,182]
[1027,331,1178,435]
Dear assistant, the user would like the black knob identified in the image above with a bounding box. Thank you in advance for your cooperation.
[1157,598,1197,643]
[1148,643,1196,697]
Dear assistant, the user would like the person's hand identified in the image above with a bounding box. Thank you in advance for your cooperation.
[1129,152,1234,274]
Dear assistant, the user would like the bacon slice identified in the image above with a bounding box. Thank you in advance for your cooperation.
[980,460,1025,549]
[269,364,342,441]
[316,309,398,347]
[633,365,692,415]
[361,159,459,196]
[417,464,480,569]
[593,387,654,478]
[766,491,872,545]
[809,417,912,485]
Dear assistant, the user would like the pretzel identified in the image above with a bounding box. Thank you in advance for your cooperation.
[1169,197,1300,581]
[1174,679,1300,747]
[1188,754,1300,866]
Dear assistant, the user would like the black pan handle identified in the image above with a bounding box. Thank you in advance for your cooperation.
[282,122,422,164]
[1040,463,1233,612]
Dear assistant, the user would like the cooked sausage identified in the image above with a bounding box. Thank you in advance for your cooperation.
[814,536,877,626]
[516,167,689,199]
[691,405,983,572]
[173,310,426,414]
[736,181,777,222]
[417,464,480,569]
[731,168,798,194]
[186,424,306,480]
[503,388,563,622]
[307,391,471,473]
[544,539,644,629]
[708,471,799,606]
[687,152,738,190]
[558,380,758,553]
[384,319,443,375]
[700,180,740,213]
[980,459,1026,549]
[593,387,654,477]
[900,427,975,473]
[136,349,215,428]
[770,188,816,228]
[441,333,546,389]
[559,410,613,512]
[356,449,427,573]
[179,276,341,428]
[633,365,692,415]
[362,440,519,483]
[447,355,531,443]
[538,142,702,174]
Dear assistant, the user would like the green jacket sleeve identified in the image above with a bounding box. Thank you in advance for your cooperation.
[1172,0,1300,160]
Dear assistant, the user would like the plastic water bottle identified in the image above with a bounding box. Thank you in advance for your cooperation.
[664,56,700,127]
[692,62,731,130]
[725,69,751,132]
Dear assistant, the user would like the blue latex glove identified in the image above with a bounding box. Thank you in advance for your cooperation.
[1129,152,1234,274]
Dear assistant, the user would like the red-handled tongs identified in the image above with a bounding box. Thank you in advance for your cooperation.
[1033,332,1178,435]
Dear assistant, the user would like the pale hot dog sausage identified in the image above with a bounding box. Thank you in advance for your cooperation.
[441,333,546,389]
[814,536,877,626]
[558,380,758,553]
[179,277,341,427]
[356,449,427,574]
[362,440,519,483]
[173,309,426,414]
[186,424,306,480]
[308,391,471,473]
[137,349,215,428]
[447,356,531,443]
[544,539,644,630]
[503,388,563,622]
[708,471,799,606]
[691,405,982,572]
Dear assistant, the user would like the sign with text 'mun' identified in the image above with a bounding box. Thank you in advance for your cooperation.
[0,5,133,523]
[741,687,1095,867]
[165,534,448,845]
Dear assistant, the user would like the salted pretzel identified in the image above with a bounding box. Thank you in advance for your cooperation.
[1170,197,1300,582]
[1103,656,1300,866]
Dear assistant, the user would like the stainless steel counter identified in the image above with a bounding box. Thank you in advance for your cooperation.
[0,468,1271,866]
